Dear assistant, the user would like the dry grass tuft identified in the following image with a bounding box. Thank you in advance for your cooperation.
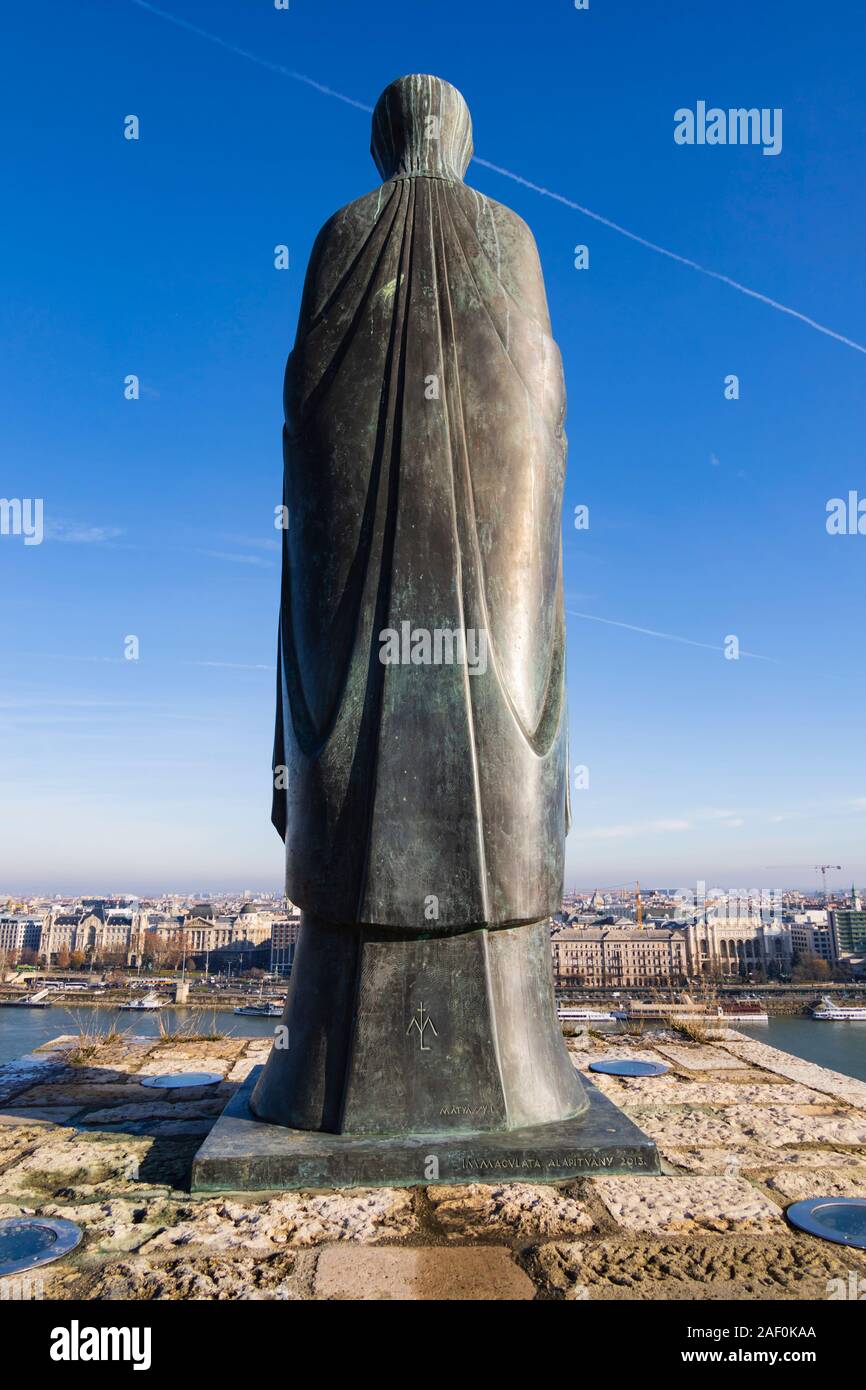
[63,1010,131,1064]
[155,1010,229,1043]
[666,1016,710,1043]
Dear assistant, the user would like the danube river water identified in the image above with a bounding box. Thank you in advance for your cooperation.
[0,1006,278,1066]
[762,1017,866,1084]
[1,1008,865,1081]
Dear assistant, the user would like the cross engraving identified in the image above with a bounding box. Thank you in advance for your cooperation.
[406,1002,438,1051]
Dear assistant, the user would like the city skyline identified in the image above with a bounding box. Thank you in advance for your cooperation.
[2,876,860,901]
[3,1,865,891]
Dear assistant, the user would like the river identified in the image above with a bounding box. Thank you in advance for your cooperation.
[761,1016,866,1083]
[0,1006,278,1066]
[1,1008,865,1083]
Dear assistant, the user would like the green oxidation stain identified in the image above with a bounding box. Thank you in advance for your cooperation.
[375,275,403,309]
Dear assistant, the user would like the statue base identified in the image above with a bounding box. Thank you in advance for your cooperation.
[196,914,661,1190]
[248,916,590,1135]
[191,1066,660,1192]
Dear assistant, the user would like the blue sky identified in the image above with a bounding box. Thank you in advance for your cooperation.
[2,0,865,896]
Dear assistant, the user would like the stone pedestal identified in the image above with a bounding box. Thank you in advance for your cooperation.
[192,1068,661,1192]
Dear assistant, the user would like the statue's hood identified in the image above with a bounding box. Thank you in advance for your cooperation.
[371,74,473,181]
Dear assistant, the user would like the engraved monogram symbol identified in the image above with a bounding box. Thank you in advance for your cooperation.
[406,1001,438,1051]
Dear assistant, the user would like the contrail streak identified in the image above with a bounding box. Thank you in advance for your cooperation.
[128,0,374,112]
[129,0,866,357]
[566,609,774,661]
[475,158,866,357]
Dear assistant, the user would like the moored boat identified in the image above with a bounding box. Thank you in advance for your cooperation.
[613,997,768,1024]
[233,1001,284,1017]
[119,991,165,1011]
[812,996,866,1021]
[557,1006,617,1022]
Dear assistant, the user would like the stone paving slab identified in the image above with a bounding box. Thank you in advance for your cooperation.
[314,1245,535,1300]
[0,1106,83,1126]
[426,1182,594,1240]
[137,1190,417,1253]
[136,1058,232,1078]
[723,1105,866,1148]
[40,1198,179,1253]
[80,1100,225,1125]
[9,1083,154,1109]
[69,1251,318,1301]
[0,1054,69,1105]
[763,1166,866,1203]
[718,1036,866,1107]
[0,1123,65,1169]
[630,1107,755,1151]
[664,1146,866,1176]
[589,1175,783,1234]
[654,1044,751,1072]
[0,1131,153,1198]
[225,1058,262,1083]
[587,1076,832,1110]
[526,1234,866,1301]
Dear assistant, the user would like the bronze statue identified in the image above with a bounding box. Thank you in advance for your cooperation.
[252,74,586,1138]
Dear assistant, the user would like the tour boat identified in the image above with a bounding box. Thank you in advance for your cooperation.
[557,1006,617,1023]
[119,991,165,1011]
[612,999,768,1024]
[233,1001,284,1017]
[812,996,866,1021]
[716,999,769,1024]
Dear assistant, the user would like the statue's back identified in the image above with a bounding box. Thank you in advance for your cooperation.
[273,73,569,933]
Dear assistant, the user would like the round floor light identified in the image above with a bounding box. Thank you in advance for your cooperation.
[589,1059,669,1077]
[0,1218,83,1277]
[140,1072,223,1089]
[786,1198,866,1250]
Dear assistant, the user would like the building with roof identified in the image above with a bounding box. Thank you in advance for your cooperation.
[789,914,838,967]
[683,916,791,978]
[551,926,688,990]
[40,911,85,960]
[829,904,866,959]
[0,915,43,961]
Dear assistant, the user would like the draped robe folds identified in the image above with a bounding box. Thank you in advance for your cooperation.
[273,157,570,933]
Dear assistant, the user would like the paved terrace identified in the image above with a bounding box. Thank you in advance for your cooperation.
[2,1028,866,1300]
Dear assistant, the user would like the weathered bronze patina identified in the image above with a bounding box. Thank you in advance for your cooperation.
[252,73,588,1141]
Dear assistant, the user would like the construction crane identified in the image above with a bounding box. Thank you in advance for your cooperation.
[635,880,643,929]
[815,865,842,903]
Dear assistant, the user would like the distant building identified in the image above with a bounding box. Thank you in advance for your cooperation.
[270,912,302,976]
[552,926,688,990]
[76,906,142,959]
[41,911,85,960]
[684,917,791,978]
[790,915,838,967]
[0,916,43,961]
[829,907,866,959]
[183,914,237,953]
[150,904,279,964]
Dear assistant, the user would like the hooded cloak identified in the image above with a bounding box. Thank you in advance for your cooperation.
[272,74,569,931]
